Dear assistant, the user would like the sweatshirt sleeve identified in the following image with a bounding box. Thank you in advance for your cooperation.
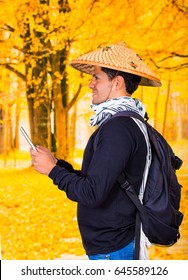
[48,118,135,207]
[56,159,81,176]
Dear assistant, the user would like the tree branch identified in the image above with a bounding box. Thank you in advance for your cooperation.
[171,52,188,58]
[149,57,188,71]
[67,83,82,111]
[159,52,188,62]
[1,63,26,81]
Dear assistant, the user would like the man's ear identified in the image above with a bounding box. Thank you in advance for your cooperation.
[116,75,125,89]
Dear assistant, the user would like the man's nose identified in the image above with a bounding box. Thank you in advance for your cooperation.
[88,78,95,89]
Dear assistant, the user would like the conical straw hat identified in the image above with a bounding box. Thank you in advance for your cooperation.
[70,42,161,87]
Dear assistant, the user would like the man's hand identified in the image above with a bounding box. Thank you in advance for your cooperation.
[30,146,57,175]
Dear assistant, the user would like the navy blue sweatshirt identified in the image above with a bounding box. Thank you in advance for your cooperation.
[49,116,147,255]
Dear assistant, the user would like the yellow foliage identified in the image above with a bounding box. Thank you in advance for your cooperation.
[0,140,188,260]
[0,158,85,260]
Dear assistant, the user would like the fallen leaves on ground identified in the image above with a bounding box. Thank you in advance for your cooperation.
[0,141,188,260]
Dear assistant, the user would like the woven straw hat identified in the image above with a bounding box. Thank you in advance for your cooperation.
[70,42,161,87]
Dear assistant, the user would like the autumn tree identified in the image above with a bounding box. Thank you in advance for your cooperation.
[0,0,187,157]
[0,0,130,158]
[0,0,103,158]
[15,0,77,158]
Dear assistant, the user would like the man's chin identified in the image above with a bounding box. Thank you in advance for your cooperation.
[92,98,103,105]
[92,99,99,105]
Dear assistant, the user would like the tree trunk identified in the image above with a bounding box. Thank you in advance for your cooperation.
[50,47,70,159]
[154,86,160,129]
[0,106,5,154]
[162,79,171,137]
[15,91,20,149]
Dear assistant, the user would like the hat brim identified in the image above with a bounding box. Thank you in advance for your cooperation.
[69,43,162,87]
[70,60,162,87]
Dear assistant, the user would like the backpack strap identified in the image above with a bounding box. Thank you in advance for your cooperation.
[118,176,147,214]
[113,111,151,260]
[118,175,148,260]
[113,110,147,123]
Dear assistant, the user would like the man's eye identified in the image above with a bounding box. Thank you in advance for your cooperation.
[92,74,98,80]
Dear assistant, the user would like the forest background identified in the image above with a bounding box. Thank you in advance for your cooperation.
[0,0,188,260]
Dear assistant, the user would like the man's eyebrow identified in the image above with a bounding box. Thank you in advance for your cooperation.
[92,73,98,78]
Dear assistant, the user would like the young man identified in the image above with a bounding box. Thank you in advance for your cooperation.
[30,43,161,260]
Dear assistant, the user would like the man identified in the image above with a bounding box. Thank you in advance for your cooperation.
[30,42,161,260]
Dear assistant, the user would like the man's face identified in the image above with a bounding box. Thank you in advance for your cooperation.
[88,66,114,104]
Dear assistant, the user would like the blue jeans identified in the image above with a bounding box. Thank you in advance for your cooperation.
[88,240,134,260]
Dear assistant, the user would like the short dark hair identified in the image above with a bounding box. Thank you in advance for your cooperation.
[101,67,141,94]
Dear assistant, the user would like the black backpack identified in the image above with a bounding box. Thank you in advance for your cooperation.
[94,111,184,259]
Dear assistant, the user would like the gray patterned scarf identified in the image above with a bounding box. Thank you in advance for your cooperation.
[90,96,146,127]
